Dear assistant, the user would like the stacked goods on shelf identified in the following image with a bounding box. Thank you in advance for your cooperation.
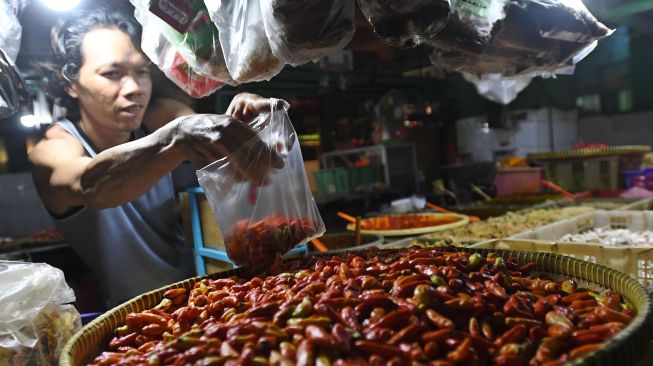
[529,145,651,192]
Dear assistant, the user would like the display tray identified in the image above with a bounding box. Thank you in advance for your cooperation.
[345,212,469,237]
[620,197,653,211]
[504,210,653,286]
[306,232,383,254]
[61,247,653,366]
[382,236,484,249]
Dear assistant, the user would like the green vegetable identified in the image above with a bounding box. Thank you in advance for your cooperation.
[292,296,313,318]
[253,357,268,366]
[316,353,331,366]
[430,275,447,287]
[468,253,482,269]
[287,316,331,327]
[414,284,433,307]
[561,279,577,294]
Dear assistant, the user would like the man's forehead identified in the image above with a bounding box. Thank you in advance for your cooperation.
[80,28,146,65]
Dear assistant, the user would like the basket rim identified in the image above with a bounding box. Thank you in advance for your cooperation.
[60,248,653,366]
[528,145,651,160]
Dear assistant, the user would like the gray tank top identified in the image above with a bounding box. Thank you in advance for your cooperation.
[52,120,194,308]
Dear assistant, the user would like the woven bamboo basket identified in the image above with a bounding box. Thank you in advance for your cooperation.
[60,248,653,366]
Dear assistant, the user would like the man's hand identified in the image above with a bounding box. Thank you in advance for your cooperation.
[226,92,284,123]
[172,114,283,185]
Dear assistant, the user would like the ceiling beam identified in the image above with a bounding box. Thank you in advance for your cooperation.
[605,0,653,20]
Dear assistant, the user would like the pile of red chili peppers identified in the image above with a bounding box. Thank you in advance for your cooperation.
[92,247,635,366]
[225,216,317,269]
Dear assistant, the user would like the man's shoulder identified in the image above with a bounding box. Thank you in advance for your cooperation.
[30,122,83,161]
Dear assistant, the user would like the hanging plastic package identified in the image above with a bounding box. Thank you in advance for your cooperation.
[426,0,612,104]
[197,99,325,270]
[205,0,285,83]
[131,0,233,98]
[260,0,356,65]
[0,0,21,62]
[358,0,451,48]
[0,48,29,119]
[0,261,81,366]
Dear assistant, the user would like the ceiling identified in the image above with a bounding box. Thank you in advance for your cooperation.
[587,0,653,34]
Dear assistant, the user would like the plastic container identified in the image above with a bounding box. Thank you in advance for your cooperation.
[510,210,653,242]
[507,210,653,285]
[312,168,349,195]
[348,165,383,191]
[494,167,543,196]
[621,198,653,211]
[473,239,653,286]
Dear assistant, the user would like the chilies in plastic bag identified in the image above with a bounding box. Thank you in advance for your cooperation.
[260,0,356,66]
[197,99,325,270]
[0,261,81,366]
[205,0,285,83]
[358,0,451,48]
[132,0,233,98]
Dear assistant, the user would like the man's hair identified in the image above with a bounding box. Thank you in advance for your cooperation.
[40,5,142,120]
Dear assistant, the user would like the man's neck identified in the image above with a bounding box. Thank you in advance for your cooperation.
[77,118,132,152]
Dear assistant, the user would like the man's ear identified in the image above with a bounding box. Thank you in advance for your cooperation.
[65,84,79,99]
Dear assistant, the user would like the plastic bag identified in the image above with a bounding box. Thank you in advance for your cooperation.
[462,73,534,104]
[358,0,451,48]
[0,48,29,119]
[197,99,325,270]
[205,0,285,83]
[0,261,81,366]
[260,0,356,66]
[428,0,612,103]
[0,0,21,62]
[131,0,233,98]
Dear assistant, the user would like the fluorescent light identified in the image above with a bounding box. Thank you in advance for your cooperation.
[41,0,80,11]
[20,114,38,128]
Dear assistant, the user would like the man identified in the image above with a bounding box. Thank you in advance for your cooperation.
[30,6,280,307]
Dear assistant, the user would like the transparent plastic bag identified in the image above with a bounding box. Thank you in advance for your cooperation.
[428,0,612,103]
[0,0,21,62]
[197,99,325,270]
[131,0,233,98]
[205,0,285,83]
[260,0,356,66]
[358,0,451,48]
[0,48,29,119]
[0,261,81,366]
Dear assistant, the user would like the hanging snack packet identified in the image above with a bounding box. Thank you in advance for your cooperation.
[260,0,356,65]
[132,0,233,98]
[205,0,285,83]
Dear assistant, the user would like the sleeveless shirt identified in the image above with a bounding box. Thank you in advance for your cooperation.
[52,120,194,308]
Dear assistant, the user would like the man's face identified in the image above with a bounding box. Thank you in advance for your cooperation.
[67,27,152,132]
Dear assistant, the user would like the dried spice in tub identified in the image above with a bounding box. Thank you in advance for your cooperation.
[90,247,636,365]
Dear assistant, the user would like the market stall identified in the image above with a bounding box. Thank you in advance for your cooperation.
[2,0,653,365]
